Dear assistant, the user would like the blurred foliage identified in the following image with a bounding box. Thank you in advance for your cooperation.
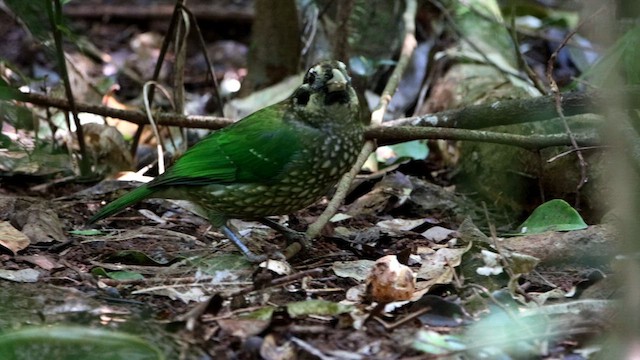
[581,25,640,86]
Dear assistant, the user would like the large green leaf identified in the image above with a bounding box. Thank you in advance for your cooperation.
[0,79,26,102]
[0,326,164,360]
[3,0,51,41]
[517,199,588,234]
[581,26,640,86]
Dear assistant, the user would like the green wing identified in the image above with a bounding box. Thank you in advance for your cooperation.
[150,104,302,188]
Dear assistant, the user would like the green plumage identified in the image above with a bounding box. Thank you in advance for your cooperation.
[88,60,363,261]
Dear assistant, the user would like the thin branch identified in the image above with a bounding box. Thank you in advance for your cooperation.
[19,92,233,129]
[46,0,90,176]
[182,6,224,117]
[15,91,603,150]
[63,3,254,22]
[546,6,605,208]
[507,5,547,95]
[428,0,533,86]
[306,140,376,238]
[131,0,185,156]
[333,0,354,60]
[371,0,418,126]
[306,0,418,239]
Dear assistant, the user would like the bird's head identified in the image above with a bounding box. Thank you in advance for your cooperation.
[291,60,358,111]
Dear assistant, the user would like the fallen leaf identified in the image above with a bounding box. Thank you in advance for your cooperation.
[0,221,30,254]
[332,260,376,282]
[15,254,61,270]
[376,218,426,232]
[421,226,457,242]
[0,268,39,282]
[218,318,271,339]
[13,203,66,244]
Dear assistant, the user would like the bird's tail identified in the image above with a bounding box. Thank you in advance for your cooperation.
[87,184,156,224]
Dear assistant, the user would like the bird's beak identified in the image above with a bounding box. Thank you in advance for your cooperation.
[326,68,349,92]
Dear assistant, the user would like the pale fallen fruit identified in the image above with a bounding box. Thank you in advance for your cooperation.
[366,255,416,303]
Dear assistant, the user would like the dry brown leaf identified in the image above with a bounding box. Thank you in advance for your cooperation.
[0,221,30,255]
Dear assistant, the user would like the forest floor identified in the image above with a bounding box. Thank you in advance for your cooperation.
[0,1,617,359]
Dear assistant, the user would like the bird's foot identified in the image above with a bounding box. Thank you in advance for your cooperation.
[260,218,312,251]
[243,252,269,264]
[220,224,287,263]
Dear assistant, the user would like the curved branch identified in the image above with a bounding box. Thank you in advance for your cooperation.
[384,88,639,129]
[20,92,233,129]
[369,125,600,150]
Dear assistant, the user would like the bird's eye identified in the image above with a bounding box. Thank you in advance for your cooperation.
[304,71,316,85]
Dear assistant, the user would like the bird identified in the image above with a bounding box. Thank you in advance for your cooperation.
[88,60,364,262]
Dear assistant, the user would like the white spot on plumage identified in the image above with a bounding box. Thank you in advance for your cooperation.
[249,148,271,162]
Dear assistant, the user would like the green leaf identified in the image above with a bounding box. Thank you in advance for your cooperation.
[388,140,429,161]
[286,299,353,318]
[413,330,466,355]
[0,102,34,129]
[0,326,164,360]
[517,199,588,234]
[0,81,26,102]
[463,306,550,358]
[91,267,144,281]
[240,306,276,321]
[4,0,51,41]
[581,26,640,86]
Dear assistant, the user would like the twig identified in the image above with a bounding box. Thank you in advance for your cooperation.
[306,0,418,239]
[63,3,254,22]
[231,268,324,297]
[333,0,354,60]
[306,140,376,238]
[19,92,233,129]
[373,306,431,330]
[546,145,607,163]
[131,0,184,156]
[428,0,532,85]
[506,5,547,94]
[46,0,90,176]
[371,0,418,126]
[173,7,189,119]
[182,6,224,117]
[546,7,605,209]
[289,336,336,360]
[142,81,175,174]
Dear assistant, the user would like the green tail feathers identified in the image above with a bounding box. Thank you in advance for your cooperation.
[88,184,156,224]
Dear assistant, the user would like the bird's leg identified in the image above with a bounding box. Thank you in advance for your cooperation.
[219,225,268,263]
[259,218,312,250]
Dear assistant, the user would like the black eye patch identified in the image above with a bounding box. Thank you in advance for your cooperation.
[324,90,349,105]
[293,87,311,106]
[304,71,316,85]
